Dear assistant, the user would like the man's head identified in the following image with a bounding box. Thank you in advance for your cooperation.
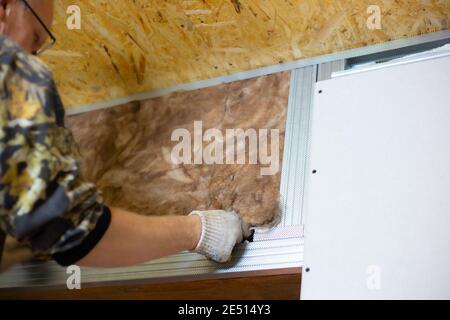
[0,0,54,54]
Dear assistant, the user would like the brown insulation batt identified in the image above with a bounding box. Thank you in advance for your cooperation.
[43,0,449,108]
[67,72,291,226]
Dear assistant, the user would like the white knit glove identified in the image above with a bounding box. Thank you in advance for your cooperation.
[189,210,253,263]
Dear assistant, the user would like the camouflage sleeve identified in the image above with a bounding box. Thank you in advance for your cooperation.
[0,36,111,266]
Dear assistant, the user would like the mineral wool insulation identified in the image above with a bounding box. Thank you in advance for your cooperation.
[68,72,290,226]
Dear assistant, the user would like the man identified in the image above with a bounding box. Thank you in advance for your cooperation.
[0,0,252,268]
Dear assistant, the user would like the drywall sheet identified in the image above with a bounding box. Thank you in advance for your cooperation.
[43,0,449,108]
[66,72,290,226]
[301,55,450,299]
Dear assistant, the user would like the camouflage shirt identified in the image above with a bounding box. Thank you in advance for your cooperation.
[0,35,111,267]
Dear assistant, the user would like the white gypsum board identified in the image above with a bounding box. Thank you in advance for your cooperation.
[301,55,450,299]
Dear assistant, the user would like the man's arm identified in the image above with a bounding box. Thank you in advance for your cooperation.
[0,39,251,267]
[77,208,252,267]
[77,208,201,267]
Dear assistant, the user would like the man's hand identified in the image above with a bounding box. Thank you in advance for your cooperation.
[189,210,253,263]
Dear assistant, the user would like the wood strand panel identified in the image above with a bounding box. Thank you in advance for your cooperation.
[42,1,449,108]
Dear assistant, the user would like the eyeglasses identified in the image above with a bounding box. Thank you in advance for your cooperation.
[21,0,56,55]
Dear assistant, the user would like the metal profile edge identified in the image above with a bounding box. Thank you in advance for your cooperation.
[318,60,347,81]
[280,67,317,227]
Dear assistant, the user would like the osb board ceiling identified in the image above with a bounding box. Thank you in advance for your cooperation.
[67,72,290,226]
[43,1,449,108]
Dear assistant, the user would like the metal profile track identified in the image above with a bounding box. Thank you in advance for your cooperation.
[280,66,317,227]
[318,60,347,81]
[0,236,304,289]
[333,50,450,78]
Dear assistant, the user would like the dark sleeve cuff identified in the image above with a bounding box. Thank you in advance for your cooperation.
[52,206,112,267]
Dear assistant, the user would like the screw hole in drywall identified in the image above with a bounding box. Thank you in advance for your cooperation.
[305,268,311,273]
[312,170,317,174]
[318,90,323,94]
